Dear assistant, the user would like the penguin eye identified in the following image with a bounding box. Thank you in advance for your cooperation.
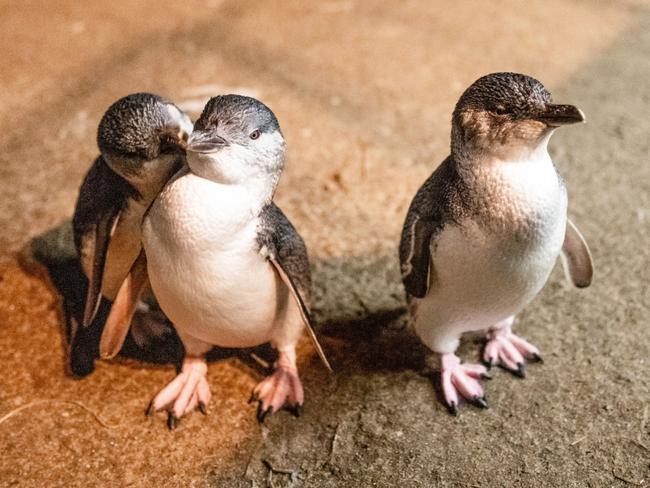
[249,129,261,140]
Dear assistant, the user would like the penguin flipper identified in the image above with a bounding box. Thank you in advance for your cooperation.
[560,219,593,288]
[268,257,332,372]
[82,206,121,327]
[400,216,436,299]
[399,157,463,299]
[258,203,332,372]
[99,250,149,359]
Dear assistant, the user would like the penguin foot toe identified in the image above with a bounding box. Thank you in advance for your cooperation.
[483,327,541,378]
[147,356,211,428]
[251,364,304,423]
[440,353,489,415]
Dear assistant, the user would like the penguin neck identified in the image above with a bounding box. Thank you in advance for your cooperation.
[108,153,182,202]
[450,131,564,240]
[187,151,281,214]
[452,130,554,176]
[240,178,277,214]
[189,166,278,215]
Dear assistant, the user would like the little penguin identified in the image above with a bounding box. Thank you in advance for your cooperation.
[71,92,193,376]
[141,94,330,428]
[399,73,593,414]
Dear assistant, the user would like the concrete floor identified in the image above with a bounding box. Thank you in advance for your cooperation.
[0,1,648,486]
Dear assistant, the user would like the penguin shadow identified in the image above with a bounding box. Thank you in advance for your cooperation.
[17,223,100,376]
[308,254,426,374]
[317,311,423,373]
[20,235,179,375]
[316,297,492,414]
[321,315,480,380]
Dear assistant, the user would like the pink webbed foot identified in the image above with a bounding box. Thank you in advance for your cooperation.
[483,321,542,378]
[440,353,490,415]
[250,351,303,422]
[146,356,211,429]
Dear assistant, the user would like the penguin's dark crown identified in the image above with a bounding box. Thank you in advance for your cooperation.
[453,72,552,122]
[97,92,179,160]
[194,94,281,137]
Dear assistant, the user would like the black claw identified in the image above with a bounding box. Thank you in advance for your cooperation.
[198,402,208,416]
[447,402,459,416]
[248,392,258,404]
[167,413,180,430]
[472,396,489,409]
[286,404,302,418]
[498,361,527,378]
[482,358,494,370]
[481,372,493,380]
[531,353,544,363]
[515,363,526,378]
[145,400,155,417]
[256,403,271,423]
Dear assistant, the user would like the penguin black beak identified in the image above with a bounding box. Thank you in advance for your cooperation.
[187,130,229,153]
[535,104,585,126]
[159,128,188,152]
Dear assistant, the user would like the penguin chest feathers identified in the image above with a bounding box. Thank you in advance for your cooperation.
[468,151,568,251]
[142,171,283,347]
[428,153,568,321]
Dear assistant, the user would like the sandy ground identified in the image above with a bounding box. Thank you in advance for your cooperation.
[0,1,649,486]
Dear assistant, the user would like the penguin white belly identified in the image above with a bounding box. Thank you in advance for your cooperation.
[414,157,568,353]
[142,171,282,349]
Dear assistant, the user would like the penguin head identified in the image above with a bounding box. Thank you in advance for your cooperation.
[451,72,584,160]
[186,95,286,193]
[97,93,193,184]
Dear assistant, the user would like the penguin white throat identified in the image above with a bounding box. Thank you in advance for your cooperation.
[459,130,566,241]
[187,131,285,207]
[454,125,555,168]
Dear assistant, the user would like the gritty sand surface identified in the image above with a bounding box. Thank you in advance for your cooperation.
[1,1,649,487]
